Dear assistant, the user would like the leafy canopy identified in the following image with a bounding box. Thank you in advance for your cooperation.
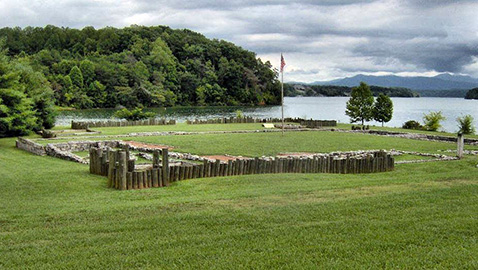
[373,93,393,126]
[345,82,374,125]
[0,42,55,137]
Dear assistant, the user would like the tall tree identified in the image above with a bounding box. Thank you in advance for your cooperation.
[0,45,55,136]
[373,93,393,127]
[346,82,374,126]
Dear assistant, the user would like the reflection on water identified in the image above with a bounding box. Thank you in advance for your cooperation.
[57,97,478,132]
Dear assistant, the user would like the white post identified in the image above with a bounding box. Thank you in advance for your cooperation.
[457,133,464,158]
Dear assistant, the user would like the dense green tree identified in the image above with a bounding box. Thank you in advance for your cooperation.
[373,93,393,127]
[346,82,374,126]
[0,45,54,136]
[79,59,95,85]
[13,57,56,128]
[87,80,106,107]
[69,66,84,89]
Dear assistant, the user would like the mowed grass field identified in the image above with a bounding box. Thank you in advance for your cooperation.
[1,125,478,269]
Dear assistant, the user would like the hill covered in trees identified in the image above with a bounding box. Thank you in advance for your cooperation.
[0,25,281,110]
[465,88,478,99]
[284,84,418,97]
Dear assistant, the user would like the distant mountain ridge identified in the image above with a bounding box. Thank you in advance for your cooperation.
[310,74,478,90]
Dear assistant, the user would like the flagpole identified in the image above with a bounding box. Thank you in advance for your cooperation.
[281,61,284,136]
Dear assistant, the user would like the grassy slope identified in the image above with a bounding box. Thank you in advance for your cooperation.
[1,126,478,269]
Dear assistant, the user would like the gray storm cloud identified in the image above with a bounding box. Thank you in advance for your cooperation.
[0,0,477,82]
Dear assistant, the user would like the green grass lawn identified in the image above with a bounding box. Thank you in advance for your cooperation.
[94,122,279,135]
[130,131,456,157]
[1,125,478,269]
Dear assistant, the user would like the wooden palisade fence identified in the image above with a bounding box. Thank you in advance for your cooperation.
[72,118,176,129]
[90,148,394,191]
[186,117,337,128]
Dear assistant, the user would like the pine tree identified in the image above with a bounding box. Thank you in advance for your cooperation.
[0,50,38,137]
[373,93,393,127]
[345,82,374,126]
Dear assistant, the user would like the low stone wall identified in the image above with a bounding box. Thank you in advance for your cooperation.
[71,118,176,129]
[16,137,47,156]
[16,138,122,163]
[47,140,120,152]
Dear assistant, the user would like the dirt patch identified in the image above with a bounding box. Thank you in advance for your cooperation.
[124,141,174,150]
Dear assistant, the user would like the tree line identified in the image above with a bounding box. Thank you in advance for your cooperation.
[0,25,282,137]
[0,25,281,109]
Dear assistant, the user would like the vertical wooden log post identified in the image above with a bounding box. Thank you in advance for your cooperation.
[117,151,127,190]
[101,149,108,176]
[152,168,159,187]
[457,133,464,159]
[89,147,96,174]
[153,150,160,168]
[107,150,116,188]
[162,148,169,186]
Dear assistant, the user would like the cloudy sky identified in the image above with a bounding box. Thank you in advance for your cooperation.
[1,0,478,82]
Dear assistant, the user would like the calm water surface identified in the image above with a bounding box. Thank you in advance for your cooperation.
[57,97,478,132]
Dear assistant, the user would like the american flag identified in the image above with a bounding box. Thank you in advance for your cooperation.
[280,54,286,73]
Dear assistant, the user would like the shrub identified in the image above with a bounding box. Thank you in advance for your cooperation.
[114,107,156,121]
[402,120,422,130]
[457,114,475,134]
[423,111,446,131]
[235,110,244,119]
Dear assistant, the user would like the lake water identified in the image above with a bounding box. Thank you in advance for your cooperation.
[57,97,478,133]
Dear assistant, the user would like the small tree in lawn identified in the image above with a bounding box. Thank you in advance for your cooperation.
[346,82,374,126]
[423,111,446,131]
[373,93,393,127]
[457,114,475,135]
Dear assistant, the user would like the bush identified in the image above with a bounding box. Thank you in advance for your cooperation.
[114,107,156,121]
[457,114,475,134]
[235,110,244,119]
[402,120,422,130]
[423,111,446,131]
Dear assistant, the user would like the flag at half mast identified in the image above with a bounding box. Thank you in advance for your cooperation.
[280,54,286,72]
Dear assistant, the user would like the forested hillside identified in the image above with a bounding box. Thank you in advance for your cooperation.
[0,25,281,110]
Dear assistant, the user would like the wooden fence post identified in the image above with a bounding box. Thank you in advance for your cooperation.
[107,150,116,188]
[162,148,169,186]
[116,151,127,190]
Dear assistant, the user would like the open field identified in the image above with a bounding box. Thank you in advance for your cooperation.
[1,124,478,269]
